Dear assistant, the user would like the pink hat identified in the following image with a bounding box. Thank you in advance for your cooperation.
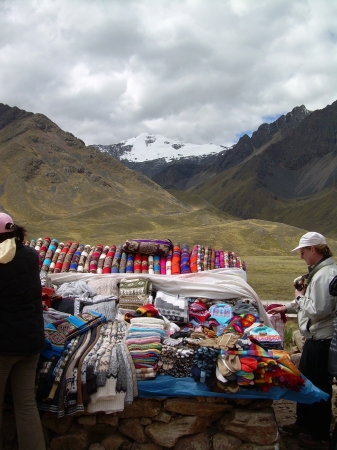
[0,213,14,234]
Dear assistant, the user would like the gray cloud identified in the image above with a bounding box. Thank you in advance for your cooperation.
[0,0,336,146]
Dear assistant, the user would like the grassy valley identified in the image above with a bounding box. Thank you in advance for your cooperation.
[1,103,336,303]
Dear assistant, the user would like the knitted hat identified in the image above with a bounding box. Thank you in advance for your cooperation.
[216,366,229,384]
[217,354,241,377]
[239,357,258,372]
[208,303,232,326]
[248,325,282,344]
[135,304,160,318]
[236,370,254,380]
[217,332,240,350]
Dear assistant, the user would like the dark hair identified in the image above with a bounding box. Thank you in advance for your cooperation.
[0,224,27,243]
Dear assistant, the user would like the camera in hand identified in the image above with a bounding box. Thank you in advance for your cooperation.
[294,276,306,291]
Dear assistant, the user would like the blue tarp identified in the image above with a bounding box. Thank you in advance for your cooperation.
[137,375,329,404]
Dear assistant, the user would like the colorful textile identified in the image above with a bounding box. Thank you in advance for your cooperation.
[219,250,224,268]
[133,253,142,273]
[126,317,164,378]
[141,255,148,274]
[148,255,154,274]
[160,256,166,275]
[54,241,71,273]
[89,244,103,273]
[165,250,172,275]
[41,238,58,272]
[191,346,220,385]
[69,243,84,272]
[122,238,173,256]
[35,237,43,252]
[43,311,106,358]
[119,251,127,273]
[197,245,204,272]
[248,325,282,346]
[97,245,109,274]
[48,242,64,273]
[83,246,95,273]
[215,250,220,269]
[126,253,134,273]
[111,244,122,273]
[102,245,116,274]
[62,242,79,273]
[210,248,216,270]
[118,278,152,311]
[154,291,188,324]
[190,245,198,273]
[38,237,51,268]
[77,244,91,273]
[180,243,190,274]
[153,255,160,274]
[171,244,181,275]
[158,346,196,378]
[189,299,211,325]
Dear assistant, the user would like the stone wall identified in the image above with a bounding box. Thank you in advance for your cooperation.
[3,396,282,450]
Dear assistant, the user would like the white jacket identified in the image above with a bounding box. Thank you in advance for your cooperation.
[287,257,337,339]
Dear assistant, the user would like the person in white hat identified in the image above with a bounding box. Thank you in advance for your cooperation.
[269,231,337,449]
[0,212,46,450]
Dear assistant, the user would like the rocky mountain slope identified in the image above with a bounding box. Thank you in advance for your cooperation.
[96,102,336,238]
[1,100,336,247]
[187,100,337,237]
[0,103,201,241]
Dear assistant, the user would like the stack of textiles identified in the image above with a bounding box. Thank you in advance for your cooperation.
[49,279,118,320]
[43,310,106,359]
[37,319,137,417]
[191,346,220,385]
[26,237,246,275]
[223,340,305,393]
[186,297,261,338]
[157,345,196,378]
[189,323,304,394]
[43,275,308,402]
[126,317,165,380]
[154,291,189,324]
[118,278,153,313]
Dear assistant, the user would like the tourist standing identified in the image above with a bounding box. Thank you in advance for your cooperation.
[269,232,337,449]
[0,212,46,450]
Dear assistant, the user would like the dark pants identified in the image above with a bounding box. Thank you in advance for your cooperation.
[297,338,332,441]
[330,424,337,450]
[0,354,46,450]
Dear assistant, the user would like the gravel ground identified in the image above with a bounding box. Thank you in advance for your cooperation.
[273,385,337,449]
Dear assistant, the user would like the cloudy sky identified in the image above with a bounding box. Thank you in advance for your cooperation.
[0,0,336,147]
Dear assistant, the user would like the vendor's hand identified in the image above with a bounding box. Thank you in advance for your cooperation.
[295,288,306,297]
[42,301,49,311]
[267,305,287,315]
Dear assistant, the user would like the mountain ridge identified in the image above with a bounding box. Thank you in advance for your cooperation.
[92,101,337,238]
[0,100,336,246]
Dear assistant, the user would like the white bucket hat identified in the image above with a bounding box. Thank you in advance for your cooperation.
[291,232,327,252]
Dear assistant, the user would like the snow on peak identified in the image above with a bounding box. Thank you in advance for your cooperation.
[116,133,227,163]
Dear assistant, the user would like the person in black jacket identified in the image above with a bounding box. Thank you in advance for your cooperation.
[0,212,45,450]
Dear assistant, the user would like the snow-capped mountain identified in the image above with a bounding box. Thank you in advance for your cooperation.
[94,133,230,163]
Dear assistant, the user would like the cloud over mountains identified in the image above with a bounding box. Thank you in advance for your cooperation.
[0,0,336,147]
